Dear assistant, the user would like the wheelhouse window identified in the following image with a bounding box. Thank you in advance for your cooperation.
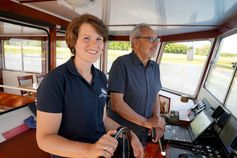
[225,73,237,118]
[1,22,48,73]
[205,33,237,103]
[56,40,71,66]
[93,58,101,69]
[56,39,100,69]
[3,39,46,73]
[205,33,237,118]
[0,19,48,114]
[106,41,131,73]
[106,40,160,74]
[159,40,212,97]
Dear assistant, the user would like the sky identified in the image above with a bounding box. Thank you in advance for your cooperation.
[221,33,237,54]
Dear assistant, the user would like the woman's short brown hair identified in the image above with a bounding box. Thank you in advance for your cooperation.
[65,14,108,55]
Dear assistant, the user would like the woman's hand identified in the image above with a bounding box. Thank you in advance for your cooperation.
[88,130,118,158]
[130,131,144,158]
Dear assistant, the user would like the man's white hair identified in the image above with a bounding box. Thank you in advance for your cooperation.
[129,23,152,42]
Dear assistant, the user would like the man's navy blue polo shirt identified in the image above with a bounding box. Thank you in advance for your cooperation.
[108,51,162,145]
[37,57,107,144]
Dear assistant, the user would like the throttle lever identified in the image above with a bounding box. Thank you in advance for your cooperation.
[114,126,131,140]
[99,126,131,158]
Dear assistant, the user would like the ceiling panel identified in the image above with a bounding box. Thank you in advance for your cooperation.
[9,0,237,36]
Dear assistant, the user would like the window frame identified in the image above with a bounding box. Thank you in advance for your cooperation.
[204,29,237,106]
[0,18,49,74]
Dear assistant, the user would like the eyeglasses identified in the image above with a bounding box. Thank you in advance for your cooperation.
[136,37,160,43]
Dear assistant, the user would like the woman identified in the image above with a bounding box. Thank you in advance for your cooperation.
[36,14,143,158]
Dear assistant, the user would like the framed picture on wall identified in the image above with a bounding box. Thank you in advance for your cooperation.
[159,95,171,114]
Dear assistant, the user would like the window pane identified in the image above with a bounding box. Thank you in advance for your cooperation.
[4,40,22,70]
[160,40,211,96]
[4,39,46,73]
[107,41,131,73]
[56,40,101,69]
[93,59,100,69]
[23,40,44,73]
[56,40,71,66]
[225,74,237,117]
[205,33,237,103]
[3,25,48,74]
[205,65,233,102]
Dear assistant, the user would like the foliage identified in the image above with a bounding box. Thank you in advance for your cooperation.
[220,52,237,57]
[4,45,41,55]
[164,43,187,54]
[56,41,68,48]
[195,44,210,55]
[164,43,212,56]
[108,41,131,50]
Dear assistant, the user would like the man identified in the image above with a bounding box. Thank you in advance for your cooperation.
[107,23,166,146]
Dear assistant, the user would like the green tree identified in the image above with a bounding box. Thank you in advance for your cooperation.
[108,41,131,50]
[164,43,187,54]
[195,44,210,56]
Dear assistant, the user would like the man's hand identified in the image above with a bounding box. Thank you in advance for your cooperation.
[130,132,144,158]
[152,127,165,143]
[146,116,166,130]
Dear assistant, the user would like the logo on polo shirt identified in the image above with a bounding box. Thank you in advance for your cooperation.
[99,88,107,99]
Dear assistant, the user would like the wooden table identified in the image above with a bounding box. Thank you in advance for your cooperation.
[0,92,35,111]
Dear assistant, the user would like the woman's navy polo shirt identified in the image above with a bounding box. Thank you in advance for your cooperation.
[37,57,107,143]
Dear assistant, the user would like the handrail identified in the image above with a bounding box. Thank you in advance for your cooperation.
[0,84,36,93]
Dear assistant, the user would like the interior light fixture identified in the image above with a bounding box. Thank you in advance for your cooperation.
[64,0,95,7]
